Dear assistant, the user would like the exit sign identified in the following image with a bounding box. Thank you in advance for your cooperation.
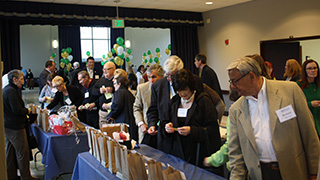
[112,19,125,28]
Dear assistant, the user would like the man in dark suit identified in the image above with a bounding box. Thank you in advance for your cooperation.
[147,55,204,154]
[84,57,102,81]
[39,60,55,93]
[70,62,82,89]
[194,54,223,101]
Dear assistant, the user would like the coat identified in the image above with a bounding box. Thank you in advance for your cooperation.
[228,79,320,180]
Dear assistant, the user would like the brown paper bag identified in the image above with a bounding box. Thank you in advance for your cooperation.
[41,109,49,131]
[127,153,148,180]
[107,137,117,174]
[100,123,129,138]
[120,145,132,180]
[114,144,122,175]
[162,166,183,180]
[35,106,42,124]
[86,127,93,154]
[94,131,102,162]
[98,135,108,167]
[91,130,99,159]
[147,160,164,180]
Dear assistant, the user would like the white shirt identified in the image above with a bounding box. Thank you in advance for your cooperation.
[169,81,176,99]
[87,67,93,79]
[246,77,277,162]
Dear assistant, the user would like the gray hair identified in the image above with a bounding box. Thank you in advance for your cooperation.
[73,62,80,68]
[226,57,261,76]
[163,55,184,73]
[147,64,164,77]
[7,69,24,84]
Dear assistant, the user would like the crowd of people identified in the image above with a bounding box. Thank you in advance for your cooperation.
[3,54,320,180]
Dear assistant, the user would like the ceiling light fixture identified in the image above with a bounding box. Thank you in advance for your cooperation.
[206,1,213,5]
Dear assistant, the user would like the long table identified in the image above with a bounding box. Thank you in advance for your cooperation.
[72,144,226,180]
[31,124,89,180]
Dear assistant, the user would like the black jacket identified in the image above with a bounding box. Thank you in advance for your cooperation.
[47,85,83,109]
[147,74,204,153]
[107,87,138,141]
[201,65,224,101]
[39,69,50,93]
[163,92,221,167]
[3,83,29,130]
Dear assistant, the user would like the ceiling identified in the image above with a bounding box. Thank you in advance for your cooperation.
[13,0,254,13]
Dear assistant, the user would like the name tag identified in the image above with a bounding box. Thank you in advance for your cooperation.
[177,108,188,117]
[95,75,99,79]
[85,92,89,98]
[276,105,296,123]
[65,98,72,105]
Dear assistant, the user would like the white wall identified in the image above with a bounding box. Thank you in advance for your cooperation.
[199,0,320,90]
[301,39,320,64]
[20,25,59,77]
[125,27,170,71]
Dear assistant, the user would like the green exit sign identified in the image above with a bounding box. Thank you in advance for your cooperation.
[112,19,125,28]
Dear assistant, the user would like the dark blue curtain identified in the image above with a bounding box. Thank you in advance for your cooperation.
[58,26,82,68]
[171,26,199,74]
[0,19,20,74]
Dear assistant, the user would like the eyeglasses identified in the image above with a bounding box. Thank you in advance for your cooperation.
[229,72,249,86]
[306,67,318,71]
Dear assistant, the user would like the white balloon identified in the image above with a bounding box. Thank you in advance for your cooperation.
[67,55,73,61]
[117,46,124,55]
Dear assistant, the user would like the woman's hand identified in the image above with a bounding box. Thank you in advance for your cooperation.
[177,126,191,136]
[40,96,46,103]
[165,122,174,134]
[203,157,211,167]
[102,103,110,110]
[311,100,320,107]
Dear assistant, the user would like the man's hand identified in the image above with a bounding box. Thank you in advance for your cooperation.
[102,103,110,110]
[87,103,95,111]
[106,87,113,93]
[100,87,107,94]
[147,126,158,135]
[140,124,148,134]
[311,100,320,107]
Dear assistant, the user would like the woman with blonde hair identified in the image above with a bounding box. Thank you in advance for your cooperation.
[284,59,301,81]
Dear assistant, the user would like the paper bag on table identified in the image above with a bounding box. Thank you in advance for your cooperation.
[120,145,132,180]
[100,123,128,138]
[147,159,164,180]
[162,166,183,180]
[114,143,123,175]
[98,134,108,167]
[94,131,102,162]
[35,106,42,124]
[107,137,117,174]
[127,152,148,180]
[90,129,98,157]
[41,109,50,132]
[86,127,94,154]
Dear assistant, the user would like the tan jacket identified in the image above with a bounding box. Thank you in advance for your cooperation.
[228,79,320,180]
[133,82,151,143]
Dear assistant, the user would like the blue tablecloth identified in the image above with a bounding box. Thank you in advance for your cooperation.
[72,144,226,180]
[31,124,89,180]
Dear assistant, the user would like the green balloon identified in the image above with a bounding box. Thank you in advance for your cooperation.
[101,61,105,66]
[149,59,153,63]
[62,49,66,53]
[102,55,106,58]
[127,49,132,54]
[51,53,56,58]
[119,54,124,59]
[66,47,72,54]
[126,57,130,62]
[144,59,148,63]
[168,44,171,50]
[156,48,160,53]
[86,51,90,56]
[64,58,69,64]
[110,59,115,63]
[60,58,65,63]
[147,50,151,55]
[64,69,68,74]
[116,37,124,46]
[143,53,147,57]
[111,49,116,54]
[154,57,159,63]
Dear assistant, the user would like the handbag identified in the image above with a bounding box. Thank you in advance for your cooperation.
[26,113,38,149]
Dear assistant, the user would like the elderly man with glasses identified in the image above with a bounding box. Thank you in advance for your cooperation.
[227,57,320,180]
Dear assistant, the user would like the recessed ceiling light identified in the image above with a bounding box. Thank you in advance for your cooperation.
[206,1,213,5]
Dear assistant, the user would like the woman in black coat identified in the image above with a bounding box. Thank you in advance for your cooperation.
[46,76,83,119]
[105,69,138,141]
[164,69,221,171]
